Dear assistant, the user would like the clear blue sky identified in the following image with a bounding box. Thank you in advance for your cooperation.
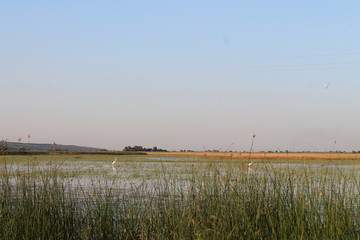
[1,1,360,151]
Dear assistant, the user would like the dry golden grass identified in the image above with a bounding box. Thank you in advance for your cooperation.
[147,151,360,162]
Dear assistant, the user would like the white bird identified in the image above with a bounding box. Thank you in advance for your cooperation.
[112,157,117,172]
[248,161,254,167]
[323,83,329,89]
[112,157,117,166]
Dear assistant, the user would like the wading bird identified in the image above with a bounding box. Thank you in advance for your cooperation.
[112,157,117,166]
[112,157,117,172]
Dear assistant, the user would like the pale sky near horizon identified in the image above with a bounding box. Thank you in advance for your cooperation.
[1,1,360,152]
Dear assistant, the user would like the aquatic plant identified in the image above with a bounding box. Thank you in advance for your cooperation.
[0,156,358,239]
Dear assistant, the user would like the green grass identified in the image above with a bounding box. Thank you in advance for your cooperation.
[0,156,359,239]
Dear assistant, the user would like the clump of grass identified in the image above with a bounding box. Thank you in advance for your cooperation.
[0,159,358,239]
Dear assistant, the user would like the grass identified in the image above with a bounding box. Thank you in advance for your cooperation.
[148,151,360,163]
[0,155,359,239]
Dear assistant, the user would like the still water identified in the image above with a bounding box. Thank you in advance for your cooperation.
[1,155,359,196]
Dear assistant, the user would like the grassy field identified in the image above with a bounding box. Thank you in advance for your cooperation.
[0,154,359,239]
[148,151,360,163]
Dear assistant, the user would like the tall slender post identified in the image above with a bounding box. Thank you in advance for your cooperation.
[249,134,256,160]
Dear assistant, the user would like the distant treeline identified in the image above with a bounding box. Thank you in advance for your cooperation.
[123,146,167,152]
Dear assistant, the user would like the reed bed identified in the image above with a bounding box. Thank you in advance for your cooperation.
[0,157,359,239]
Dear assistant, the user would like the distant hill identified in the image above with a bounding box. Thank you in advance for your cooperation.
[2,142,106,152]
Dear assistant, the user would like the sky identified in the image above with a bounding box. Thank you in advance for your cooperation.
[1,1,360,152]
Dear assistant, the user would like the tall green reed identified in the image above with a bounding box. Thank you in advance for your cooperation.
[0,159,358,239]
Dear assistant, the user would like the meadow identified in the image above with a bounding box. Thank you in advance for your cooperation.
[0,153,359,239]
